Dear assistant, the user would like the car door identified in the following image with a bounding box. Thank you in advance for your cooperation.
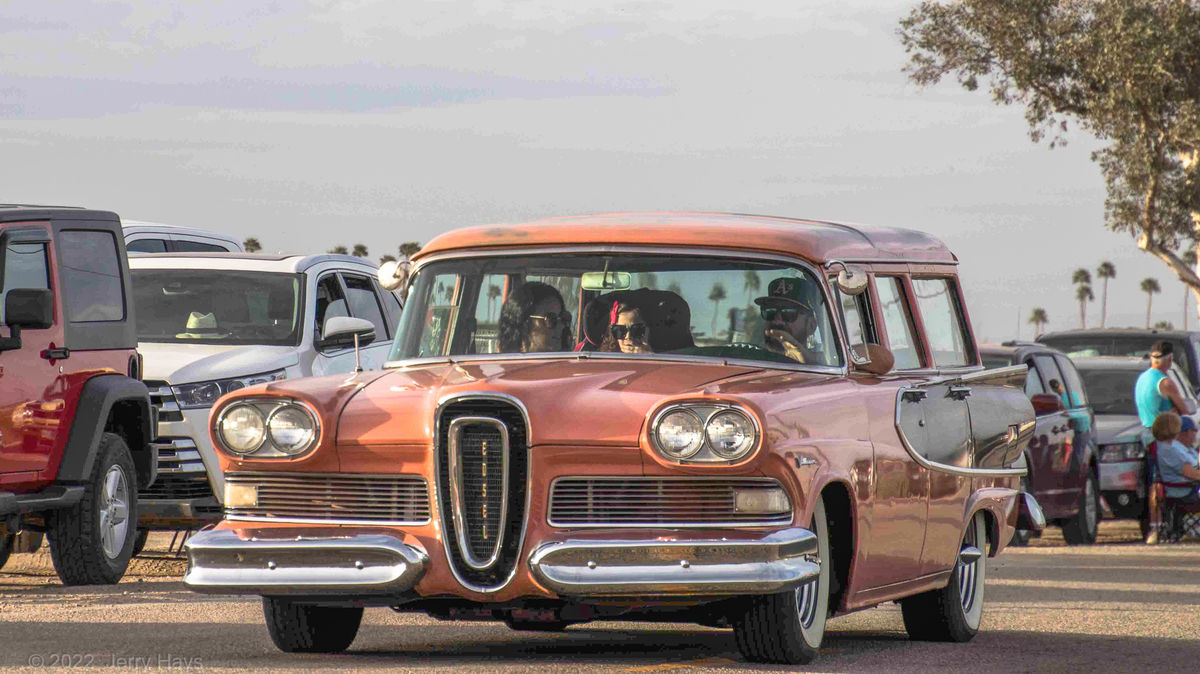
[311,270,392,375]
[1027,354,1078,516]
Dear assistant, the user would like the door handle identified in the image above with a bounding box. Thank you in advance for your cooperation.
[40,346,70,361]
[948,385,972,399]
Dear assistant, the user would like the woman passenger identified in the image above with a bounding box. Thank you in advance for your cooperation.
[599,301,653,354]
[497,282,572,353]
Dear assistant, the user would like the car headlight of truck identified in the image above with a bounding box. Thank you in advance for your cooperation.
[173,370,286,409]
[1099,442,1144,462]
[215,399,319,458]
[651,403,759,463]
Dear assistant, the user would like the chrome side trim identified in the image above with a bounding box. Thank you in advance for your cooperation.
[182,529,428,595]
[528,527,819,597]
[434,392,534,594]
[892,386,1027,478]
[447,416,510,570]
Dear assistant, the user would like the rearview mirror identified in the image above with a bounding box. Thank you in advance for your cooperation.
[1030,393,1064,416]
[581,271,631,291]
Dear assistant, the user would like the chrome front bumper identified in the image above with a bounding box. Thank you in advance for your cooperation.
[528,527,819,597]
[183,529,428,595]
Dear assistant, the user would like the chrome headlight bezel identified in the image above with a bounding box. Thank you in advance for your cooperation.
[214,398,321,459]
[173,369,287,409]
[650,402,761,464]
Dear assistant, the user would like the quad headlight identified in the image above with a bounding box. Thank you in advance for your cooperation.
[215,399,319,458]
[651,403,760,463]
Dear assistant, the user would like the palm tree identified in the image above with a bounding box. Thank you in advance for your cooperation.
[329,245,348,255]
[487,284,501,321]
[666,281,683,296]
[743,270,761,305]
[1028,307,1049,337]
[1141,277,1161,328]
[379,253,397,265]
[1071,268,1092,287]
[243,237,262,253]
[351,243,368,258]
[709,282,727,336]
[1183,250,1197,330]
[399,242,422,260]
[1096,261,1115,327]
[1075,285,1093,328]
[1154,320,1175,330]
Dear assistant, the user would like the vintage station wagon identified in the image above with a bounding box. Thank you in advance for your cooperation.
[183,213,1043,665]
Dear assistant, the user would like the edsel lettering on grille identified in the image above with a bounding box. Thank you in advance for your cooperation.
[182,212,1044,665]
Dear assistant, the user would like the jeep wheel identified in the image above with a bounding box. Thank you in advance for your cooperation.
[901,511,987,642]
[263,597,363,653]
[1061,472,1100,545]
[131,529,149,557]
[0,533,12,570]
[47,432,138,585]
[733,496,830,665]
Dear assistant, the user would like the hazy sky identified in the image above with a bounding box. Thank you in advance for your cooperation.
[2,0,1192,341]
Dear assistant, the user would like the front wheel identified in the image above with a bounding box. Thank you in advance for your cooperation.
[901,511,987,642]
[1061,472,1100,545]
[733,496,830,665]
[263,598,363,653]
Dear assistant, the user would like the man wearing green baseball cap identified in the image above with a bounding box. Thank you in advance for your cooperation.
[754,276,824,364]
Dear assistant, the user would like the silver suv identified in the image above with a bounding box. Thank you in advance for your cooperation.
[128,253,401,531]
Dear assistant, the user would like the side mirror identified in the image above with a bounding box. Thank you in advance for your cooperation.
[1030,393,1064,416]
[0,288,53,353]
[851,343,894,376]
[320,316,376,349]
[377,259,412,292]
[827,260,869,296]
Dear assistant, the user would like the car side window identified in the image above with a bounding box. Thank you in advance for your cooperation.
[1,241,51,324]
[314,274,349,340]
[1033,355,1068,406]
[374,279,404,334]
[342,273,389,340]
[911,277,971,368]
[126,238,168,253]
[173,240,230,253]
[1168,367,1196,405]
[1054,355,1089,408]
[58,229,125,322]
[875,276,922,369]
[833,285,877,353]
[1024,359,1046,397]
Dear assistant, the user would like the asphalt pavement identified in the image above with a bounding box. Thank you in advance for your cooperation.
[1,522,1197,672]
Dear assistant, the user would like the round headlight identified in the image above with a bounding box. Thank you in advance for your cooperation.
[218,404,266,454]
[705,409,757,460]
[268,404,317,455]
[655,409,704,459]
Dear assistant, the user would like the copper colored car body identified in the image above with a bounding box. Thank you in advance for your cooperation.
[183,213,1042,664]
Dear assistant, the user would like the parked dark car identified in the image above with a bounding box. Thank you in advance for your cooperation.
[1071,356,1200,528]
[981,342,1099,544]
[1038,328,1200,395]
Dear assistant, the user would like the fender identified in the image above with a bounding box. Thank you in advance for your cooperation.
[56,374,157,488]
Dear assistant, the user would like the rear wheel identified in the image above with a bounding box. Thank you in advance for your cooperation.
[733,496,830,665]
[47,433,138,585]
[901,511,987,642]
[263,598,363,653]
[1061,472,1100,545]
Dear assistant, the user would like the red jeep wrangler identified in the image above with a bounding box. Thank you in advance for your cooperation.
[0,205,156,584]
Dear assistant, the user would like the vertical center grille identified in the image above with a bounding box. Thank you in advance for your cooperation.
[437,398,527,589]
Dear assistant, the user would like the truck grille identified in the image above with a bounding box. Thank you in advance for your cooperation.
[224,472,431,524]
[140,436,214,502]
[548,477,793,527]
[145,380,183,422]
[437,397,528,589]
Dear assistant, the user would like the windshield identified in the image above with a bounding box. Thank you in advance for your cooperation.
[1077,368,1139,416]
[132,269,303,346]
[389,253,843,368]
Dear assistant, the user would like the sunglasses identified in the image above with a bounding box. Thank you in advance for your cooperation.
[529,311,571,328]
[610,322,648,341]
[760,306,807,322]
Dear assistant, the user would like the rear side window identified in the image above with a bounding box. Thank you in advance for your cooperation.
[1033,355,1069,405]
[343,274,389,339]
[876,277,922,369]
[174,240,230,253]
[1054,355,1089,408]
[912,278,970,368]
[1,241,51,324]
[58,230,124,322]
[1024,359,1046,397]
[126,238,168,253]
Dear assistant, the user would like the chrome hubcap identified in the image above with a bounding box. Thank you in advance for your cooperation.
[795,576,819,628]
[957,521,980,614]
[99,465,130,559]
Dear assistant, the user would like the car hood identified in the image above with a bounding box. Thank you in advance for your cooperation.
[139,342,300,385]
[1093,414,1144,445]
[335,358,774,446]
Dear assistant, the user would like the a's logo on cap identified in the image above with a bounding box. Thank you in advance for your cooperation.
[771,279,796,297]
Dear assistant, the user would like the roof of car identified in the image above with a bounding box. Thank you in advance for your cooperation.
[0,204,117,223]
[128,252,378,273]
[1039,328,1200,339]
[415,212,958,265]
[120,219,241,244]
[979,342,1065,360]
[1071,355,1150,370]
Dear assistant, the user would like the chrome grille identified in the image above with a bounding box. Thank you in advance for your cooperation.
[140,436,213,501]
[225,472,431,524]
[548,477,792,527]
[145,380,183,422]
[449,418,509,568]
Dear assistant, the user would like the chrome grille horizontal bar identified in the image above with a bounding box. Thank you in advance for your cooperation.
[226,472,431,524]
[548,477,792,527]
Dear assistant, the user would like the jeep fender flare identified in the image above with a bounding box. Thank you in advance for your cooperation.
[57,374,156,489]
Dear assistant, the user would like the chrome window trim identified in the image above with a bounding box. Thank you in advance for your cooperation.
[391,245,851,375]
[546,476,793,528]
[649,402,762,464]
[834,257,958,266]
[433,391,534,594]
[447,416,511,570]
[385,350,846,376]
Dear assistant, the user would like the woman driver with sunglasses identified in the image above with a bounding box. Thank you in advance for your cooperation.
[599,301,653,354]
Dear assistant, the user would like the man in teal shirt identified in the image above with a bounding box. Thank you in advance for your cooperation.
[1135,341,1194,430]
